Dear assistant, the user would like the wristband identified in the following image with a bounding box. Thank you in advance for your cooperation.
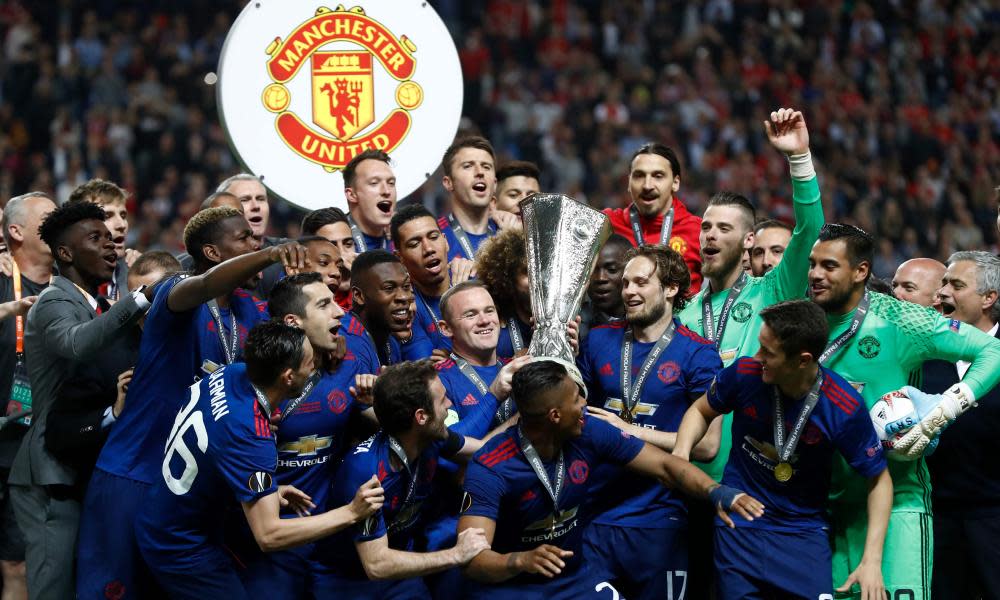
[708,484,743,510]
[787,151,815,181]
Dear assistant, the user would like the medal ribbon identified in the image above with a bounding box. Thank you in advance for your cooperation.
[451,353,511,421]
[818,292,870,365]
[517,426,565,529]
[207,299,239,365]
[507,318,525,353]
[387,435,421,525]
[620,321,676,422]
[772,373,824,466]
[629,205,674,247]
[278,373,320,423]
[347,214,388,252]
[700,272,749,344]
[12,260,23,355]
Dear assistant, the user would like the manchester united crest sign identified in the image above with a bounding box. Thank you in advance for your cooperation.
[218,2,463,211]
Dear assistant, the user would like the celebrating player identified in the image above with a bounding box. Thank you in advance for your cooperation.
[135,322,384,599]
[807,224,1000,598]
[439,136,500,261]
[77,207,307,598]
[301,207,357,309]
[494,161,541,216]
[602,142,703,291]
[343,149,396,252]
[313,360,491,598]
[458,359,762,599]
[675,300,892,599]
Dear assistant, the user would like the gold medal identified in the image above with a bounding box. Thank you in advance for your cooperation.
[774,462,793,482]
[621,406,634,424]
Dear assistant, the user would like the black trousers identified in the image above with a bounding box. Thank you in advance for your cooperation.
[933,511,1000,600]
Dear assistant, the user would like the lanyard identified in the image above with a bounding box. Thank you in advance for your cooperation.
[364,328,393,367]
[451,353,512,421]
[701,272,748,344]
[518,427,565,533]
[417,292,441,334]
[620,321,676,423]
[507,318,525,353]
[387,435,421,519]
[818,293,870,365]
[347,214,388,252]
[250,381,273,419]
[11,260,23,355]
[278,372,320,423]
[772,372,824,478]
[629,205,673,247]
[446,213,494,260]
[207,299,239,365]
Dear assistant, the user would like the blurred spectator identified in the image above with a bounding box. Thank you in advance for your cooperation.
[0,0,994,279]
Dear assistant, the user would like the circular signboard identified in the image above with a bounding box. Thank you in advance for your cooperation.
[217,1,463,211]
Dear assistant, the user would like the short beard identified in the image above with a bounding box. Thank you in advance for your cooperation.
[627,297,667,329]
[810,285,854,314]
[702,249,743,283]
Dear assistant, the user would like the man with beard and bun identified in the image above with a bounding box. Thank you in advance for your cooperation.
[344,149,396,252]
[750,219,792,277]
[77,207,308,599]
[439,136,516,261]
[494,161,541,216]
[136,322,384,599]
[920,252,1000,599]
[301,207,357,310]
[892,258,946,308]
[475,229,532,359]
[314,360,491,599]
[342,250,433,371]
[578,245,723,600]
[602,143,702,292]
[8,201,153,600]
[806,225,1000,600]
[238,273,374,598]
[458,360,762,600]
[675,300,892,600]
[676,108,825,596]
[391,204,456,351]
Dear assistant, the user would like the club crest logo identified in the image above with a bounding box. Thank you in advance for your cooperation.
[218,1,463,211]
[568,460,589,484]
[657,361,681,384]
[327,389,349,413]
[857,335,881,359]
[668,235,688,256]
[261,7,419,172]
[731,302,753,323]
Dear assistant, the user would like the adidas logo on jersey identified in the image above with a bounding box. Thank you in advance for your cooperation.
[520,489,537,503]
[461,394,478,406]
[600,363,613,376]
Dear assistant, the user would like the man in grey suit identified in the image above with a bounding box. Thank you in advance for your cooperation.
[8,201,153,599]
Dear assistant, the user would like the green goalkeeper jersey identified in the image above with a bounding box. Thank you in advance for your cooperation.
[824,292,1000,512]
[678,176,823,480]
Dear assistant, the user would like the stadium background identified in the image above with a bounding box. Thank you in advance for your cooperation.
[0,0,997,280]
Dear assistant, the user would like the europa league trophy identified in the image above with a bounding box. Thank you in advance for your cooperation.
[521,194,611,362]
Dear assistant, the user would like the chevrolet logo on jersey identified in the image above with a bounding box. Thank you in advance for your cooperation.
[604,398,657,418]
[279,435,332,456]
[522,506,579,543]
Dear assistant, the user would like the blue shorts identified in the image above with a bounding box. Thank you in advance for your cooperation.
[312,568,430,599]
[714,526,832,599]
[77,469,160,600]
[466,564,604,600]
[142,546,247,600]
[239,543,319,597]
[584,522,689,600]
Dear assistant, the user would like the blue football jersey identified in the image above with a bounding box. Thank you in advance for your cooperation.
[414,290,451,351]
[436,357,509,435]
[318,430,464,580]
[438,214,497,261]
[462,418,644,583]
[358,231,391,253]
[340,311,433,368]
[496,316,532,361]
[273,334,368,512]
[578,319,721,527]
[135,364,277,567]
[708,358,887,531]
[96,275,269,484]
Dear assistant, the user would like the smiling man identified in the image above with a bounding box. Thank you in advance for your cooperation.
[750,219,792,277]
[891,258,946,308]
[344,150,396,252]
[806,225,1000,600]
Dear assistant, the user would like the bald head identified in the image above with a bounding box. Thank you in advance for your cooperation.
[892,258,946,307]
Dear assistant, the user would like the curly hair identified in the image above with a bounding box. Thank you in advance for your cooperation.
[474,228,526,321]
[622,244,691,311]
[183,206,244,269]
[38,201,108,259]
